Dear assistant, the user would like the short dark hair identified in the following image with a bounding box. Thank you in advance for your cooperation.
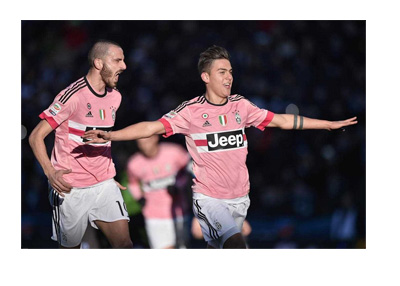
[88,40,122,67]
[198,45,230,75]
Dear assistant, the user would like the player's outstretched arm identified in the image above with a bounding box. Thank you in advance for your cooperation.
[268,114,357,131]
[83,120,166,144]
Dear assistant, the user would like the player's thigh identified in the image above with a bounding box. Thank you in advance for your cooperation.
[223,232,246,249]
[95,219,132,248]
[231,197,250,233]
[49,187,91,248]
[88,179,130,228]
[193,198,240,246]
[89,179,132,248]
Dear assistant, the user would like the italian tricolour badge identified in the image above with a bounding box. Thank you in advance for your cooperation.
[218,114,228,126]
[99,109,106,120]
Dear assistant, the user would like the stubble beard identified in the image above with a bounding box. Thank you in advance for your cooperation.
[100,64,116,88]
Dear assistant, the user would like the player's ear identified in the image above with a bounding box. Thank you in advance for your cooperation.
[93,58,103,71]
[201,72,210,83]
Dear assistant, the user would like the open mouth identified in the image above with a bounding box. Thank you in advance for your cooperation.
[114,71,123,81]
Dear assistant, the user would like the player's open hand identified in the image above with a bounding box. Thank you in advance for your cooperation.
[329,116,358,131]
[82,130,111,144]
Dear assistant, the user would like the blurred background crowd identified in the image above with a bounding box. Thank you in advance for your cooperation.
[21,20,365,249]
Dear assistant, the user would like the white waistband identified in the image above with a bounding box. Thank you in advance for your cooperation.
[72,178,115,190]
[192,192,249,204]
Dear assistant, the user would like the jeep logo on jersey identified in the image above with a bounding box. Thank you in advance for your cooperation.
[207,130,244,151]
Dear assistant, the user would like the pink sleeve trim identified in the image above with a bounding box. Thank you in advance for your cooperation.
[39,112,58,129]
[158,118,173,138]
[256,111,275,131]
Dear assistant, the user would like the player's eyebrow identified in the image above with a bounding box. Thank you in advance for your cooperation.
[113,57,124,62]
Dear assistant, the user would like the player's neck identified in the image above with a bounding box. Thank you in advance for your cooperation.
[86,70,106,94]
[143,146,159,158]
[205,92,228,105]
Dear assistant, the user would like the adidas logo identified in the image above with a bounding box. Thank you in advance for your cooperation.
[86,111,93,117]
[202,120,212,127]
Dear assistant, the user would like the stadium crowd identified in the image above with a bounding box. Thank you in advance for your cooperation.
[21,20,365,248]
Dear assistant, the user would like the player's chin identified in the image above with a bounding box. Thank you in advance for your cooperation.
[222,88,231,97]
[106,81,118,89]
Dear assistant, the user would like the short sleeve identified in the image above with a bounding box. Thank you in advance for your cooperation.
[244,98,275,131]
[158,106,191,137]
[39,92,79,129]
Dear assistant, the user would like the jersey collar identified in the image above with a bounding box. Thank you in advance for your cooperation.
[84,76,107,98]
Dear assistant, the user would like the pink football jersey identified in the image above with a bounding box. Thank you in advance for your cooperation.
[127,143,190,219]
[159,94,274,199]
[39,77,121,187]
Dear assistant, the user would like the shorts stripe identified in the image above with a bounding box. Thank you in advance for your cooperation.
[50,188,62,245]
[194,199,219,240]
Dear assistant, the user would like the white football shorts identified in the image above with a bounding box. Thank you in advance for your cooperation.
[145,215,190,249]
[192,192,250,248]
[48,178,129,248]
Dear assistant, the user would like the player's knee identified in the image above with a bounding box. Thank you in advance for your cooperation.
[223,233,246,249]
